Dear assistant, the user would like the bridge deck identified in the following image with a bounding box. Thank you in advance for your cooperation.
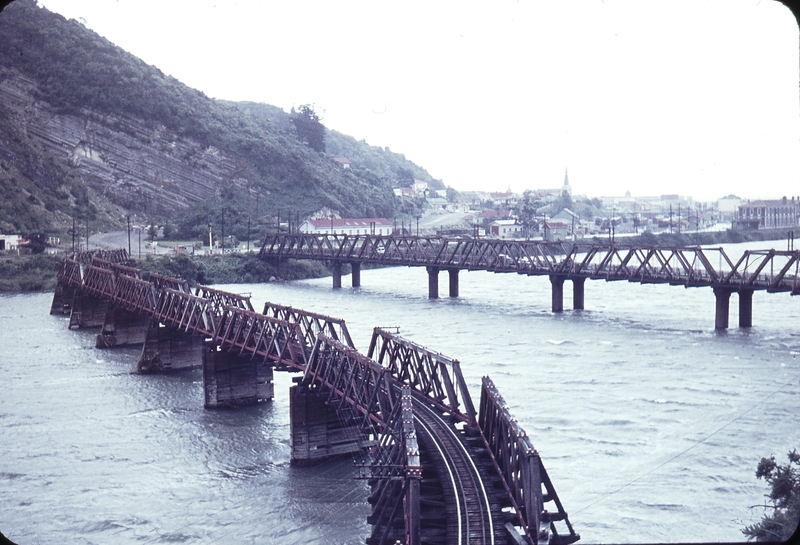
[259,234,800,293]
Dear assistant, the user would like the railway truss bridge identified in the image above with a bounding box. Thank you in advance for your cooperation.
[50,249,580,545]
[260,234,800,329]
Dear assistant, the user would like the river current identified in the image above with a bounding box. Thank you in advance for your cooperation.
[1,241,799,544]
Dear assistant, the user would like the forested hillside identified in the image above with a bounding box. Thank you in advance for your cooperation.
[0,0,439,241]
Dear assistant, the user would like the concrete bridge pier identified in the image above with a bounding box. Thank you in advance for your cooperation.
[68,292,109,329]
[351,262,361,287]
[572,277,585,310]
[203,342,274,408]
[289,382,369,465]
[714,287,733,329]
[739,289,754,328]
[332,262,342,289]
[550,275,565,313]
[448,268,459,297]
[427,266,439,299]
[96,304,149,348]
[137,320,204,373]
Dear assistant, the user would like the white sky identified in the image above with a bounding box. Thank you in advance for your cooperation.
[34,0,800,201]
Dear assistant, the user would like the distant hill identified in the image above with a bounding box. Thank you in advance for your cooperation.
[0,0,439,241]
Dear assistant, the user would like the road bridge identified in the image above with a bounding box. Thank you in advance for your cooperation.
[49,249,579,545]
[260,234,800,329]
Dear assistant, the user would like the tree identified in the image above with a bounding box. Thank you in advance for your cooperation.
[743,449,800,542]
[290,104,325,152]
[514,190,543,239]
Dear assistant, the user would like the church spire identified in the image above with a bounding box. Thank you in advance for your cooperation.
[563,167,570,188]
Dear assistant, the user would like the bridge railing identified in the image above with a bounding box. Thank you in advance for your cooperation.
[195,284,254,313]
[367,327,477,425]
[367,386,421,545]
[260,234,800,292]
[213,306,306,370]
[263,302,355,350]
[479,376,578,545]
[305,334,396,429]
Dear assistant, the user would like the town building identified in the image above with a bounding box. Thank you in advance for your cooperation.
[733,198,800,230]
[489,219,522,239]
[0,234,21,251]
[299,218,393,236]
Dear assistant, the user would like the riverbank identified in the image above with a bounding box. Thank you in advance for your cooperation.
[0,252,330,294]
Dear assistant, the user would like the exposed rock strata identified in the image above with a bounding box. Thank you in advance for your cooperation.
[0,68,253,216]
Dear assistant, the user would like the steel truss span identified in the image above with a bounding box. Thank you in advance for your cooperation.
[53,249,577,545]
[260,234,800,293]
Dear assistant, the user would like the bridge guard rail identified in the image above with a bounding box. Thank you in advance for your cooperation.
[263,302,355,349]
[367,328,477,425]
[479,377,579,545]
[366,386,421,545]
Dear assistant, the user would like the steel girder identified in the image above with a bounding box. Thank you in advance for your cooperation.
[367,327,477,425]
[263,302,356,349]
[259,235,800,293]
[367,386,422,545]
[194,285,254,313]
[479,377,578,545]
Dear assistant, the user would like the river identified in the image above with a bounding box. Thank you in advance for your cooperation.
[1,241,798,543]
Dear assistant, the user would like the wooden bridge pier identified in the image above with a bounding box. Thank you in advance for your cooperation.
[68,292,109,329]
[137,320,204,373]
[50,284,76,315]
[95,305,149,348]
[289,381,369,464]
[203,341,274,408]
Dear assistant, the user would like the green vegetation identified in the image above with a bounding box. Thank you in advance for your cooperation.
[0,0,452,240]
[743,450,800,542]
[0,253,62,292]
[135,254,329,287]
[0,251,330,294]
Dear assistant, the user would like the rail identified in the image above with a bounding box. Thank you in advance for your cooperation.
[479,377,579,545]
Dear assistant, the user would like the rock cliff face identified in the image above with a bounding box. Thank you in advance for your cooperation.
[0,67,253,218]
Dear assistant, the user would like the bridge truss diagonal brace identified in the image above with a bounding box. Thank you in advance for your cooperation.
[478,376,579,545]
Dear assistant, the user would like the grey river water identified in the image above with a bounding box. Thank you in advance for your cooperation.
[1,241,799,544]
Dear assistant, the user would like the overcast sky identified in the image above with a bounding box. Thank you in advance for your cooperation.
[34,0,800,202]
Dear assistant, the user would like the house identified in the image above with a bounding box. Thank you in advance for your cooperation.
[489,219,522,239]
[551,208,580,235]
[299,218,393,236]
[734,198,800,230]
[544,221,569,242]
[332,157,351,168]
[0,234,21,251]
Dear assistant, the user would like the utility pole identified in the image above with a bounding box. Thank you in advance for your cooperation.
[247,217,251,252]
[221,209,225,253]
[71,218,76,253]
[127,215,131,256]
[677,204,682,234]
[669,204,674,234]
[138,228,141,258]
[208,223,212,252]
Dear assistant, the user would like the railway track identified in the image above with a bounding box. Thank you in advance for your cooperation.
[412,397,496,545]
